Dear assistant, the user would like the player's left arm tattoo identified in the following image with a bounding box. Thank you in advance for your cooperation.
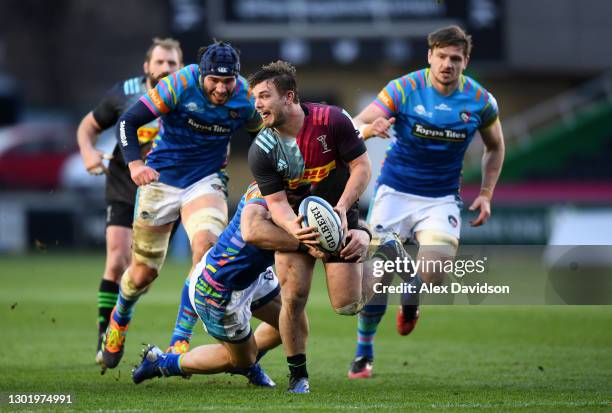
[478,118,505,199]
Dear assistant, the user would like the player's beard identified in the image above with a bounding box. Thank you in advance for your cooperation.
[209,91,230,105]
[268,109,287,129]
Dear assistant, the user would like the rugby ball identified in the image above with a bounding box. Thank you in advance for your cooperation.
[298,196,343,253]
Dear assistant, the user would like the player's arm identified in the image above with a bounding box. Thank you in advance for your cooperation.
[77,87,122,174]
[116,100,160,186]
[335,152,371,236]
[334,109,372,236]
[354,79,404,140]
[76,112,106,175]
[241,203,323,259]
[353,103,396,140]
[263,190,320,247]
[118,70,186,185]
[469,118,505,227]
[247,140,321,246]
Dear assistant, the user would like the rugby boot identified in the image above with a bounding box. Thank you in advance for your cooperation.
[132,345,165,384]
[95,332,106,373]
[101,309,128,369]
[348,356,373,379]
[396,305,420,336]
[288,376,310,393]
[244,363,276,387]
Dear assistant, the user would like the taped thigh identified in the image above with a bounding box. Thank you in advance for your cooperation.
[416,229,459,256]
[132,223,171,271]
[184,207,228,241]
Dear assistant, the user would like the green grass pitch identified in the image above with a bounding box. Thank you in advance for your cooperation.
[1,253,611,412]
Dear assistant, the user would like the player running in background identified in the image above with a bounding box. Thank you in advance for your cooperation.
[100,41,262,370]
[348,25,505,378]
[131,182,324,386]
[76,37,183,366]
[248,61,402,393]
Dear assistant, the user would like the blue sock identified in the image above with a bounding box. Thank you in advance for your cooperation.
[355,304,387,359]
[169,278,198,346]
[113,289,141,327]
[158,353,184,376]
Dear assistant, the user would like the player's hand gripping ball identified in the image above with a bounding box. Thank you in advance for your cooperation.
[299,196,343,253]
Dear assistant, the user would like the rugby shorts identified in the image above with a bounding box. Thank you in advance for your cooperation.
[368,184,462,243]
[188,258,280,343]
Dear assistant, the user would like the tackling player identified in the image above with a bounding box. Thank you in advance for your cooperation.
[76,37,183,366]
[131,182,324,386]
[247,61,401,393]
[348,26,505,378]
[100,41,262,370]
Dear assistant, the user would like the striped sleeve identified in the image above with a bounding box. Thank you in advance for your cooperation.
[244,182,268,208]
[139,65,195,116]
[479,91,499,129]
[373,78,406,116]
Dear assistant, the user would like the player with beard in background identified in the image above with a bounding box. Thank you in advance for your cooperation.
[76,37,183,368]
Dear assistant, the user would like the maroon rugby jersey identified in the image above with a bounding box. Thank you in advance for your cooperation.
[248,103,367,214]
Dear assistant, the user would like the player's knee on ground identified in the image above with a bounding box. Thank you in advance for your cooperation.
[132,223,171,272]
[184,207,227,244]
[119,269,150,300]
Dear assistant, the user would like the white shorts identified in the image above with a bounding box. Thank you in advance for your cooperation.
[134,172,227,227]
[188,257,280,343]
[368,184,462,243]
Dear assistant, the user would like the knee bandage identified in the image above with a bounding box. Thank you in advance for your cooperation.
[132,223,171,271]
[184,207,227,241]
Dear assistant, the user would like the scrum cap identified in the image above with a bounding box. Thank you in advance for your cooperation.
[199,41,240,77]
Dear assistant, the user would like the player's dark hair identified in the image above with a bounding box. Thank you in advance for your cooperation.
[427,25,472,58]
[145,37,183,64]
[248,60,299,103]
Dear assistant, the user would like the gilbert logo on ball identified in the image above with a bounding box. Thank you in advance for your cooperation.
[299,196,343,253]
